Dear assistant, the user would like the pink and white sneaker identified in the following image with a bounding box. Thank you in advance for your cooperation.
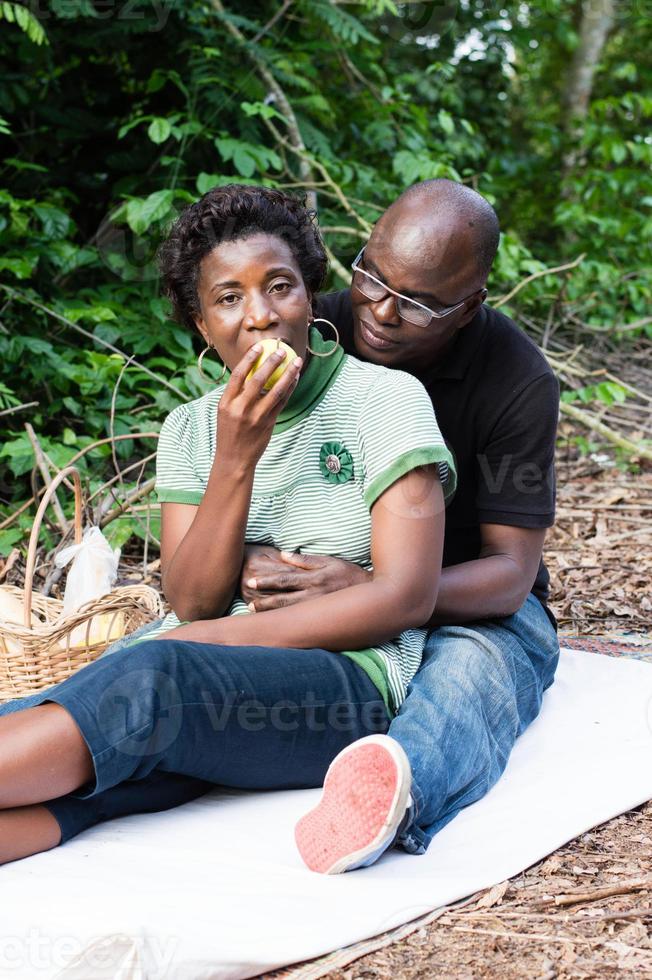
[295,734,412,874]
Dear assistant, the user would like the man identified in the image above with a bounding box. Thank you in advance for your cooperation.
[241,179,560,872]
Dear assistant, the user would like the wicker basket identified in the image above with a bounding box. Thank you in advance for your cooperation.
[0,466,163,703]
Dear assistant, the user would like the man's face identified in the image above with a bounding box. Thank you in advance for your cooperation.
[350,207,485,372]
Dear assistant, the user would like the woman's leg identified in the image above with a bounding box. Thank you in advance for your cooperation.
[43,770,214,845]
[0,620,165,718]
[0,805,62,864]
[0,703,94,807]
[0,773,213,866]
[0,638,388,818]
[0,630,181,808]
[0,689,60,717]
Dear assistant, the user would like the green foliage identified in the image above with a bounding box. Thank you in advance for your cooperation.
[214,136,282,178]
[561,382,628,408]
[0,2,47,45]
[308,1,379,46]
[0,0,649,552]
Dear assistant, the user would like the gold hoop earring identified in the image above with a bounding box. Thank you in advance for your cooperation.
[307,318,340,358]
[197,345,227,383]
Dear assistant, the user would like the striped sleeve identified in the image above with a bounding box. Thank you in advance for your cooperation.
[358,369,456,509]
[156,404,205,505]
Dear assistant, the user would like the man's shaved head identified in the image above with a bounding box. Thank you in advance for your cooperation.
[373,179,500,291]
[350,180,500,371]
[401,179,499,277]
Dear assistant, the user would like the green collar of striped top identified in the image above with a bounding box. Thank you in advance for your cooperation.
[272,326,346,432]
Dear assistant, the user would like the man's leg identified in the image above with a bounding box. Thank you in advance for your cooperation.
[294,594,559,871]
[392,593,559,854]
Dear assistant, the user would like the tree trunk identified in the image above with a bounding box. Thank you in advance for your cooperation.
[562,0,617,185]
[565,0,617,124]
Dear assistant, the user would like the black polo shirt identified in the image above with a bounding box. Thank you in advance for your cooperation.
[316,290,559,613]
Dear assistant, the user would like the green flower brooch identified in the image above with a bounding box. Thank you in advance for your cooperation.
[319,441,354,484]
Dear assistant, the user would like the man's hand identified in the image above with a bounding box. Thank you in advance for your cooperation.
[241,544,369,612]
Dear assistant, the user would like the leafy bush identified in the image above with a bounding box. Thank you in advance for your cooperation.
[0,0,649,553]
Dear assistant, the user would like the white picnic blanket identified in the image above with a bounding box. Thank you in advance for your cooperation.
[1,648,651,979]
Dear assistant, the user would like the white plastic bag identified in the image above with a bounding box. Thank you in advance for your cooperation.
[56,526,120,612]
[55,526,124,647]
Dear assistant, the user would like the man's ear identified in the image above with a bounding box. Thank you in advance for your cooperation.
[465,288,487,315]
[457,288,486,330]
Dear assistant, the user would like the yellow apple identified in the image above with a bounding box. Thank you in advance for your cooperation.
[246,338,297,390]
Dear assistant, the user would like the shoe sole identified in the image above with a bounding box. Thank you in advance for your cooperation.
[295,734,411,874]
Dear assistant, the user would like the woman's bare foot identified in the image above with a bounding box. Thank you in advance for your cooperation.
[0,805,62,865]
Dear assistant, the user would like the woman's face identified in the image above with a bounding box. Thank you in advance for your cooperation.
[194,233,312,370]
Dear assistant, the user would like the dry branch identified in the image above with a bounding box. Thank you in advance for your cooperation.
[447,925,594,947]
[87,453,157,506]
[24,423,68,534]
[251,0,293,44]
[105,355,158,546]
[324,244,350,286]
[490,254,585,308]
[560,402,652,462]
[99,478,157,529]
[0,401,39,417]
[265,117,373,235]
[538,877,652,909]
[321,226,368,238]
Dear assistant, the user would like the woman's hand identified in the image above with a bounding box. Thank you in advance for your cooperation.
[159,346,301,623]
[241,544,370,611]
[216,343,303,470]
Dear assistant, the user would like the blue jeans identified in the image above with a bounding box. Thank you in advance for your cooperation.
[0,639,388,843]
[392,593,560,854]
[1,596,557,854]
[0,619,164,716]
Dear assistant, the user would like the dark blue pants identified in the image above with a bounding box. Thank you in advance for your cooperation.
[0,640,388,843]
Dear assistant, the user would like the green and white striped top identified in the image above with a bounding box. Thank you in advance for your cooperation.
[152,328,456,712]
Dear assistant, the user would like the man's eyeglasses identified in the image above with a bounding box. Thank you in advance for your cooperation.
[351,247,475,327]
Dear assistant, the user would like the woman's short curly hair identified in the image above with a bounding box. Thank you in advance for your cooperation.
[158,184,328,332]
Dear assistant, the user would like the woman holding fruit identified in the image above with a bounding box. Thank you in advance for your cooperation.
[0,185,455,869]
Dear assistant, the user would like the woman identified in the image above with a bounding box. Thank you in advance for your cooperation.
[0,185,455,867]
